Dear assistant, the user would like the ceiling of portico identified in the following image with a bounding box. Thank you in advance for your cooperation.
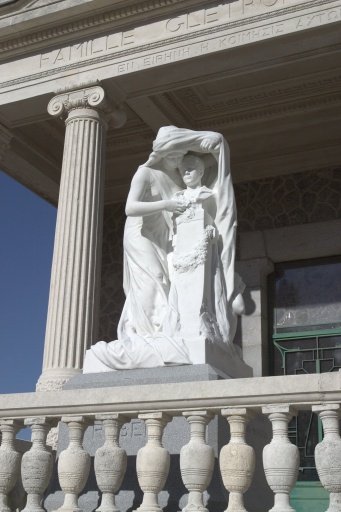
[1,18,341,205]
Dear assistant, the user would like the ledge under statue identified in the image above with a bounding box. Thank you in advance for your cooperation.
[84,126,252,378]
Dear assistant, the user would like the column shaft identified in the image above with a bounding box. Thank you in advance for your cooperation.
[37,85,110,391]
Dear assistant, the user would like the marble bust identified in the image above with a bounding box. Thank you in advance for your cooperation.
[83,126,246,374]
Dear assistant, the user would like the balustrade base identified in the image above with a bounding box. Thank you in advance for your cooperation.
[326,492,341,512]
[183,503,208,512]
[56,507,82,512]
[43,366,272,512]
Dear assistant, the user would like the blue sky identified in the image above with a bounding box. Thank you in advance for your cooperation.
[0,171,56,395]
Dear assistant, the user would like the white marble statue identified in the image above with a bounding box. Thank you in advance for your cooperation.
[165,154,245,349]
[83,126,245,373]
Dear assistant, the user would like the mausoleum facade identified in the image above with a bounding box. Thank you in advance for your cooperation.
[0,1,341,511]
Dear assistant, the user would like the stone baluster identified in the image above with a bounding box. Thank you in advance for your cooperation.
[95,414,128,512]
[21,417,55,512]
[262,406,299,512]
[0,420,22,512]
[136,413,171,512]
[57,416,91,512]
[37,83,126,391]
[180,411,214,512]
[219,408,255,512]
[313,404,341,512]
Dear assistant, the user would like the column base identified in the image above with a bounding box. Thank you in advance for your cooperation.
[36,368,82,392]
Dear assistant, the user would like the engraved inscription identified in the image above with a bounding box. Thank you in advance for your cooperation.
[166,7,220,32]
[110,7,340,77]
[119,420,146,439]
[296,8,341,28]
[40,30,135,68]
[242,0,285,13]
[1,2,338,90]
[37,0,293,70]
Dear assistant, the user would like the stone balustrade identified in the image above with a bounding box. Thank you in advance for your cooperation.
[0,372,341,512]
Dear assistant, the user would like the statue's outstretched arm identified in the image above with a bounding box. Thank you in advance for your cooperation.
[125,166,186,217]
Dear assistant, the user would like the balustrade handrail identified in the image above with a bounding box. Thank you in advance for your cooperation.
[1,372,341,512]
[0,372,340,419]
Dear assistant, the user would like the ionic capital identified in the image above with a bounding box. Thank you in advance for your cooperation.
[47,82,126,128]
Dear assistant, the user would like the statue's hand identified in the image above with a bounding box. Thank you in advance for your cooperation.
[200,138,220,152]
[232,293,245,315]
[164,200,187,215]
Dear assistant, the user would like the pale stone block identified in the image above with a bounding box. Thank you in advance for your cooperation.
[236,258,272,288]
[184,338,253,378]
[240,313,262,348]
[238,231,267,261]
[243,345,264,378]
[264,219,341,262]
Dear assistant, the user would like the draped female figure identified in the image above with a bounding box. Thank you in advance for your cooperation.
[83,126,242,372]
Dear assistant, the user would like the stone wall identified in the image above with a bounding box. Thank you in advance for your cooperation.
[99,167,341,341]
[99,203,126,341]
[235,168,341,232]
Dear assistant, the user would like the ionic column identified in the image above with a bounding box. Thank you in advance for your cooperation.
[37,83,126,391]
[313,404,341,512]
[262,406,299,512]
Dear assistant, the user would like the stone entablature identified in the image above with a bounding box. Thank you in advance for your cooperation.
[0,0,340,102]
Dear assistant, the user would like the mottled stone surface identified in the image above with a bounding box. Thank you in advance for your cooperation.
[99,203,126,341]
[235,168,341,232]
[99,168,341,341]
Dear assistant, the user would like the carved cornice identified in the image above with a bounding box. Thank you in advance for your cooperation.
[0,122,12,161]
[0,0,334,57]
[157,77,341,129]
[107,130,153,150]
[47,84,127,128]
[180,75,341,114]
[195,92,341,130]
[0,0,190,54]
[155,94,189,126]
[0,0,336,93]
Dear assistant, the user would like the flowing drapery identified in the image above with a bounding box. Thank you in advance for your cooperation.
[83,126,240,373]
